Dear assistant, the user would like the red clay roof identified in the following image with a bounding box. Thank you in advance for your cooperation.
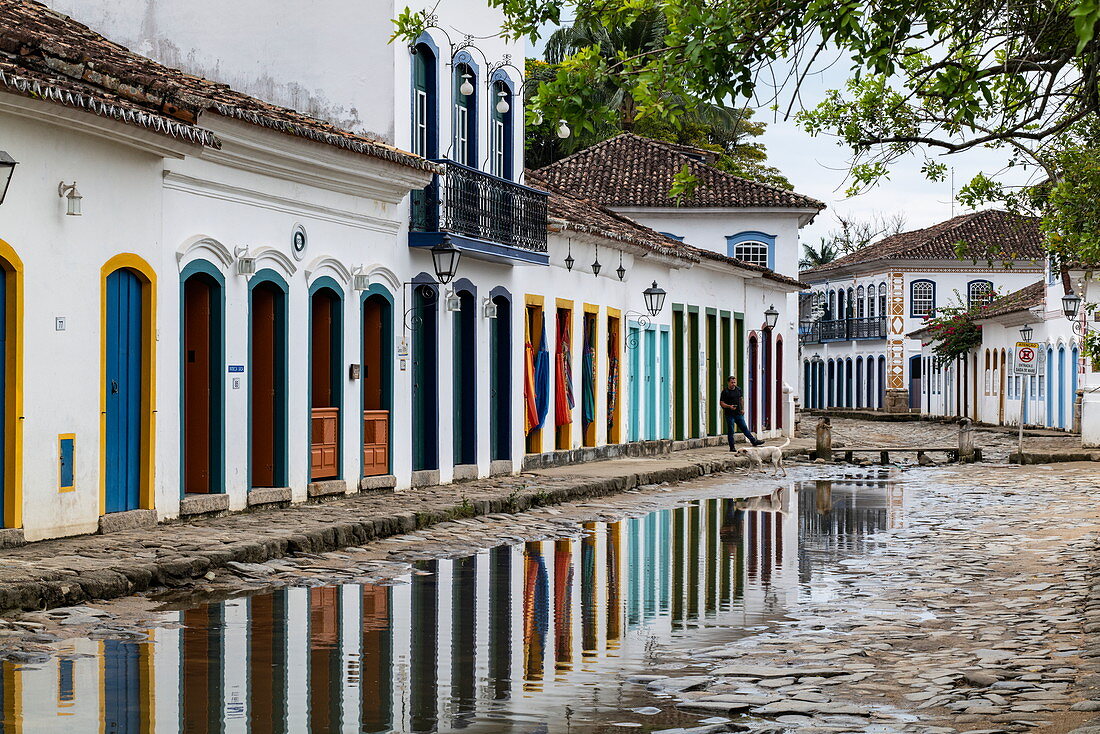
[535,133,824,210]
[0,0,435,171]
[803,210,1044,277]
[978,280,1046,320]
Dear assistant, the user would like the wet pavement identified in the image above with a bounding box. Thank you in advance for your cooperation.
[0,458,1097,733]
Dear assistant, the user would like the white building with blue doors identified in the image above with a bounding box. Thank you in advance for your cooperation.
[0,0,813,543]
[799,210,1046,413]
[912,278,1081,431]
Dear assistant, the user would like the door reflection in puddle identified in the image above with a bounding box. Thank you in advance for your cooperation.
[8,476,905,732]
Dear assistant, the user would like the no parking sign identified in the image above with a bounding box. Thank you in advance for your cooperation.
[1015,341,1039,375]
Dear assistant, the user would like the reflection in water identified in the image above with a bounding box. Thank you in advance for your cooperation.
[8,476,905,733]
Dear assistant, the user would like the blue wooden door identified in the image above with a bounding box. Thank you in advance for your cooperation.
[644,329,656,440]
[659,330,670,438]
[627,326,640,442]
[106,269,142,514]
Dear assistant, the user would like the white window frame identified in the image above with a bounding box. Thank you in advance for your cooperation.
[733,241,769,267]
[911,280,935,317]
[490,118,505,177]
[968,280,994,309]
[454,104,469,166]
[413,89,429,157]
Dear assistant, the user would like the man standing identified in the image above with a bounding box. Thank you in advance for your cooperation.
[720,376,763,451]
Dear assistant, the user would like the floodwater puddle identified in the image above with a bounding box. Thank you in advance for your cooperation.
[5,471,907,732]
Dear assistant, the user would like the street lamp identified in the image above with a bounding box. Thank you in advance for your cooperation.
[764,304,779,329]
[1020,324,1034,342]
[430,236,461,285]
[1062,292,1082,321]
[0,151,17,205]
[642,281,666,317]
[58,181,82,216]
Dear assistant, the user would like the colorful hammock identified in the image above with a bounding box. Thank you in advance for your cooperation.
[555,316,575,427]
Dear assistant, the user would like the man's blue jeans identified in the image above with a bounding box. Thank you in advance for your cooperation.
[725,412,758,449]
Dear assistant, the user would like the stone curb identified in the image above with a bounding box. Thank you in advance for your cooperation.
[1010,450,1100,464]
[0,451,797,614]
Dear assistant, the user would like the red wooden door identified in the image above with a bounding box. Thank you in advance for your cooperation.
[311,407,339,478]
[362,410,389,476]
[251,285,277,487]
[184,277,211,493]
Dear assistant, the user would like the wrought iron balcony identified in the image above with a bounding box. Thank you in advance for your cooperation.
[800,316,888,344]
[409,158,549,265]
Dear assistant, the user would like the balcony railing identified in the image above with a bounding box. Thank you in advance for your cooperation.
[411,158,548,256]
[800,316,887,344]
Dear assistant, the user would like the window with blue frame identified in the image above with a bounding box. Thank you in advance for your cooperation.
[967,279,994,308]
[453,58,478,167]
[411,41,438,158]
[659,232,685,241]
[910,279,936,317]
[489,78,513,179]
[726,231,777,269]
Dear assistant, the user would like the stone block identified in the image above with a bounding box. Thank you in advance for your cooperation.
[179,493,230,516]
[409,470,439,488]
[307,480,347,497]
[489,460,513,476]
[359,474,397,491]
[98,509,156,534]
[248,487,292,506]
[452,464,479,481]
[0,528,25,548]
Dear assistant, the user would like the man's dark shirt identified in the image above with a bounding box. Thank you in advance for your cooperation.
[720,386,743,416]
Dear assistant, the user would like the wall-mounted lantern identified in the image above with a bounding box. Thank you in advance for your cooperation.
[431,235,461,285]
[482,297,498,319]
[234,246,256,276]
[1020,324,1034,342]
[642,281,667,317]
[764,304,779,329]
[57,181,82,216]
[1062,292,1081,321]
[0,151,17,205]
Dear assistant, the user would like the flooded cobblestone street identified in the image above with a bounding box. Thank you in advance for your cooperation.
[0,457,1098,733]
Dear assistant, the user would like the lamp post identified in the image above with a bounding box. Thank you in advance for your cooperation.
[625,282,668,349]
[1020,324,1034,342]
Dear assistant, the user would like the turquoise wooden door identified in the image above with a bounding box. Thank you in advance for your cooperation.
[105,269,142,514]
[660,329,670,439]
[644,329,656,440]
[628,325,640,442]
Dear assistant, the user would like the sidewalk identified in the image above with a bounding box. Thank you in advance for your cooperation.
[0,438,810,614]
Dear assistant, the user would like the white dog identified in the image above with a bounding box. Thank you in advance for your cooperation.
[738,437,791,476]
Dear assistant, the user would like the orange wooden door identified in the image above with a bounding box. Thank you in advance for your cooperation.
[311,407,339,478]
[363,410,389,476]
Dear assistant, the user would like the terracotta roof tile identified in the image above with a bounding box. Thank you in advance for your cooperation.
[535,133,824,210]
[978,280,1046,320]
[0,0,435,171]
[803,210,1044,277]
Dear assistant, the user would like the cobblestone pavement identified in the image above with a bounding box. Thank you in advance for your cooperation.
[1,454,1099,732]
[0,416,1080,615]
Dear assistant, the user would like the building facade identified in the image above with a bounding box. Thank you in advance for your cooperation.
[799,211,1045,412]
[0,0,816,542]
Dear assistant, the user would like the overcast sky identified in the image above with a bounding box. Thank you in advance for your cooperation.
[529,23,1033,248]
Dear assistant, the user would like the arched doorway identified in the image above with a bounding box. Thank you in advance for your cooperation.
[249,274,288,488]
[362,288,393,477]
[761,329,772,431]
[827,359,835,407]
[845,358,854,407]
[103,258,155,514]
[0,243,22,529]
[310,282,343,480]
[181,264,224,495]
[774,337,783,430]
[1058,346,1066,429]
[855,357,864,408]
[412,279,439,471]
[489,289,512,462]
[747,334,758,429]
[803,361,812,410]
[908,355,922,410]
[453,283,477,466]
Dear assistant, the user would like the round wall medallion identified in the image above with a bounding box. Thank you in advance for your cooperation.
[291,224,308,261]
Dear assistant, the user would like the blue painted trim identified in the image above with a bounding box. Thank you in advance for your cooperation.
[179,260,226,497]
[308,277,345,480]
[909,279,936,317]
[453,59,478,165]
[451,277,477,297]
[408,231,549,265]
[725,230,777,270]
[658,232,684,241]
[411,35,440,159]
[248,269,290,488]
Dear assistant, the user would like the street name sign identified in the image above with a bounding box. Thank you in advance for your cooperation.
[1015,341,1039,375]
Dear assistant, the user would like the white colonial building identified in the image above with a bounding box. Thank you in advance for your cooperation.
[0,0,819,542]
[799,211,1046,412]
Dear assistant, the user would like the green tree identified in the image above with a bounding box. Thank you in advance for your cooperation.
[392,0,1100,260]
[799,239,840,269]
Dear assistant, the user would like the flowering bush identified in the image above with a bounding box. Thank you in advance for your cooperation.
[922,304,985,368]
